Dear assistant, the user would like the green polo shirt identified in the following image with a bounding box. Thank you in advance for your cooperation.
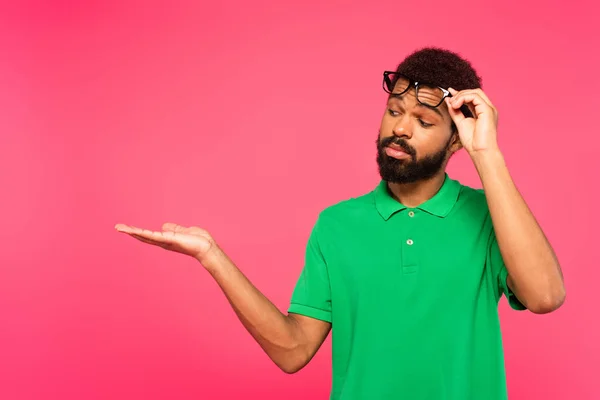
[288,174,526,400]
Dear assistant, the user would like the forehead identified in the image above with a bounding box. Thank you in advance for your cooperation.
[388,93,445,118]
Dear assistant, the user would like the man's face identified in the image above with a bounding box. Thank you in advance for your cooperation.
[377,87,459,184]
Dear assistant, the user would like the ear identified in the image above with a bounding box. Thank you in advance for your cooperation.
[449,130,463,153]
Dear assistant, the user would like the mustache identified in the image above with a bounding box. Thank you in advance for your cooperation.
[378,135,416,157]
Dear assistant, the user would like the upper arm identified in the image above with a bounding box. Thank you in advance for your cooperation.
[288,216,333,321]
[287,312,331,362]
[287,215,333,363]
[488,227,527,311]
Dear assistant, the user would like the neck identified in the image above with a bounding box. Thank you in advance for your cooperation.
[386,172,447,208]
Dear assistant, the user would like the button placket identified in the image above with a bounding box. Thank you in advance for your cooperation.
[402,209,418,273]
[406,209,415,246]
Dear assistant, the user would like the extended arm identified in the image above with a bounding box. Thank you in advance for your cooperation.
[115,223,331,373]
[204,248,331,372]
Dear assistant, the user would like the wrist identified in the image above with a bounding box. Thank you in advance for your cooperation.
[469,147,505,171]
[196,244,227,273]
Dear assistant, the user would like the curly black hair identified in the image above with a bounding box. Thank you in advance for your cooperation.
[393,47,482,130]
[396,47,482,91]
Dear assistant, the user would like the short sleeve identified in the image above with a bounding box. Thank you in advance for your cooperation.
[288,216,332,323]
[488,229,527,311]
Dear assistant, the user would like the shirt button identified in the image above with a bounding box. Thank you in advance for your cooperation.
[408,211,415,217]
[406,239,414,245]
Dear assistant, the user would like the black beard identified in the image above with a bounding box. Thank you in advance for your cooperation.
[376,134,451,184]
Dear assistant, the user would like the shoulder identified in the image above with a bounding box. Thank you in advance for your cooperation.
[305,190,377,251]
[451,177,493,227]
[319,189,375,219]
[309,187,378,235]
[454,179,489,210]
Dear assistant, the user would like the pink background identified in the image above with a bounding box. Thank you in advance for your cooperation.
[1,1,598,399]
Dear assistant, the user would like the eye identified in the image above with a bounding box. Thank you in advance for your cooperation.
[388,108,400,116]
[419,119,433,128]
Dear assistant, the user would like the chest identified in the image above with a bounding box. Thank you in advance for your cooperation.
[325,211,491,304]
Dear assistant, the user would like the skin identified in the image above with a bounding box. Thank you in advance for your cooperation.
[445,88,565,314]
[114,223,331,373]
[115,84,565,373]
[381,87,565,313]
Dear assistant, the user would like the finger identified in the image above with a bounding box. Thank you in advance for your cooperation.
[115,224,155,234]
[445,97,467,125]
[115,223,133,233]
[165,223,208,236]
[473,88,493,108]
[448,93,491,118]
[125,225,178,243]
[450,88,493,108]
[117,224,171,238]
[131,234,163,246]
[131,234,172,249]
[448,88,475,118]
[116,224,146,236]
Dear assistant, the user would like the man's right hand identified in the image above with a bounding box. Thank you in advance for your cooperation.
[115,222,219,265]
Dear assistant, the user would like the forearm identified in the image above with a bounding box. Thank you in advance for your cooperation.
[200,248,311,372]
[472,149,565,313]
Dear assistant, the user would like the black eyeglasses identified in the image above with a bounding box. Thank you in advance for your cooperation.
[382,71,451,108]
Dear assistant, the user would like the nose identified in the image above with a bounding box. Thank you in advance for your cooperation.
[392,114,412,139]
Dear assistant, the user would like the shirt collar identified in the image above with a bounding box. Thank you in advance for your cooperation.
[374,174,461,220]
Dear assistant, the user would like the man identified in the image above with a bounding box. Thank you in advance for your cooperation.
[115,47,565,399]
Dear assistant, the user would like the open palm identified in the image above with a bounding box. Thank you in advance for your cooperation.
[115,222,215,261]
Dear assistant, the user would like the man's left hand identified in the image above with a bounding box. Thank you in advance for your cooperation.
[445,88,499,156]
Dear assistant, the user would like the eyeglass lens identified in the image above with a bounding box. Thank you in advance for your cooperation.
[385,74,446,107]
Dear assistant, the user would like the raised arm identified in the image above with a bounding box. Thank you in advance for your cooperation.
[446,88,566,314]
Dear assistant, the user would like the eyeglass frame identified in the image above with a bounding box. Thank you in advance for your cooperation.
[382,71,452,108]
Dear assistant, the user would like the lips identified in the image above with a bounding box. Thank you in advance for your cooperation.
[384,145,411,160]
[387,143,407,152]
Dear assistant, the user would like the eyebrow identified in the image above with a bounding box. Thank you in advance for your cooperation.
[389,94,443,118]
[416,102,443,118]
